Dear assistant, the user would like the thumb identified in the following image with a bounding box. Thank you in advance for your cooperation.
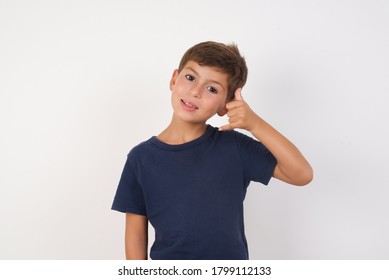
[234,88,243,101]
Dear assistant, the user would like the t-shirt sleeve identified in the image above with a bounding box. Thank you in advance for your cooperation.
[111,154,147,215]
[234,131,277,186]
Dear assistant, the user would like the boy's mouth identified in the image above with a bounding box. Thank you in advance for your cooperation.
[180,99,199,109]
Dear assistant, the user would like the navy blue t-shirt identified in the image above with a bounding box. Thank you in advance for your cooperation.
[112,125,277,260]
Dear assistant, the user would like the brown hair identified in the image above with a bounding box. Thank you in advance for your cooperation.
[178,41,248,101]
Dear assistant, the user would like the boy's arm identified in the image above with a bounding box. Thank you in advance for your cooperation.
[125,213,148,260]
[219,89,313,186]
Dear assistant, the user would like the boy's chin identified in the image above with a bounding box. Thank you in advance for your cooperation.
[173,113,211,125]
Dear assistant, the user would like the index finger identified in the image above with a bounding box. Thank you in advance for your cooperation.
[225,99,244,110]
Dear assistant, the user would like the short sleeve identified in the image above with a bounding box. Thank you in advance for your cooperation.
[234,131,277,185]
[111,155,147,215]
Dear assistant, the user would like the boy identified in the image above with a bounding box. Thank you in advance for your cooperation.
[112,41,313,260]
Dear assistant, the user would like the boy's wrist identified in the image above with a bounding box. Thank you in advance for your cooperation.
[248,115,265,135]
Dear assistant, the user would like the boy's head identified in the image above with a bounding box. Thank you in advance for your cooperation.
[178,41,248,102]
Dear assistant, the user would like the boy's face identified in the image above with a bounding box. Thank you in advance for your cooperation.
[169,60,229,124]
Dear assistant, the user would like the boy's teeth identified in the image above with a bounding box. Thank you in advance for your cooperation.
[182,100,197,109]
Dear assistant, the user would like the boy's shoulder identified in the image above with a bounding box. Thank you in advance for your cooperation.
[218,127,257,144]
[129,136,153,150]
[125,137,155,160]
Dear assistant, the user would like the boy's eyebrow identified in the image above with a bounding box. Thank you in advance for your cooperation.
[185,66,226,91]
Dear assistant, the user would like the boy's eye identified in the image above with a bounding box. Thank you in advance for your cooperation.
[185,74,195,81]
[207,86,217,94]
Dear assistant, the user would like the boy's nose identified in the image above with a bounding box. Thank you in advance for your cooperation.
[190,85,202,98]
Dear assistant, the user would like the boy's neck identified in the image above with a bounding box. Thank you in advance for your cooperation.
[157,116,208,145]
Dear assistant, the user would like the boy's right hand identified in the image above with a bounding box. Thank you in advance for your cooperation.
[219,88,261,132]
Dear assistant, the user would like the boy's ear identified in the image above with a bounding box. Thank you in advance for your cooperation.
[169,69,179,91]
[217,105,228,116]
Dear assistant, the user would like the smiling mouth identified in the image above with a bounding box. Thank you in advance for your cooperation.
[181,99,199,109]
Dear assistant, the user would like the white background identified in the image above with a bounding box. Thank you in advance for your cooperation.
[1,0,388,259]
